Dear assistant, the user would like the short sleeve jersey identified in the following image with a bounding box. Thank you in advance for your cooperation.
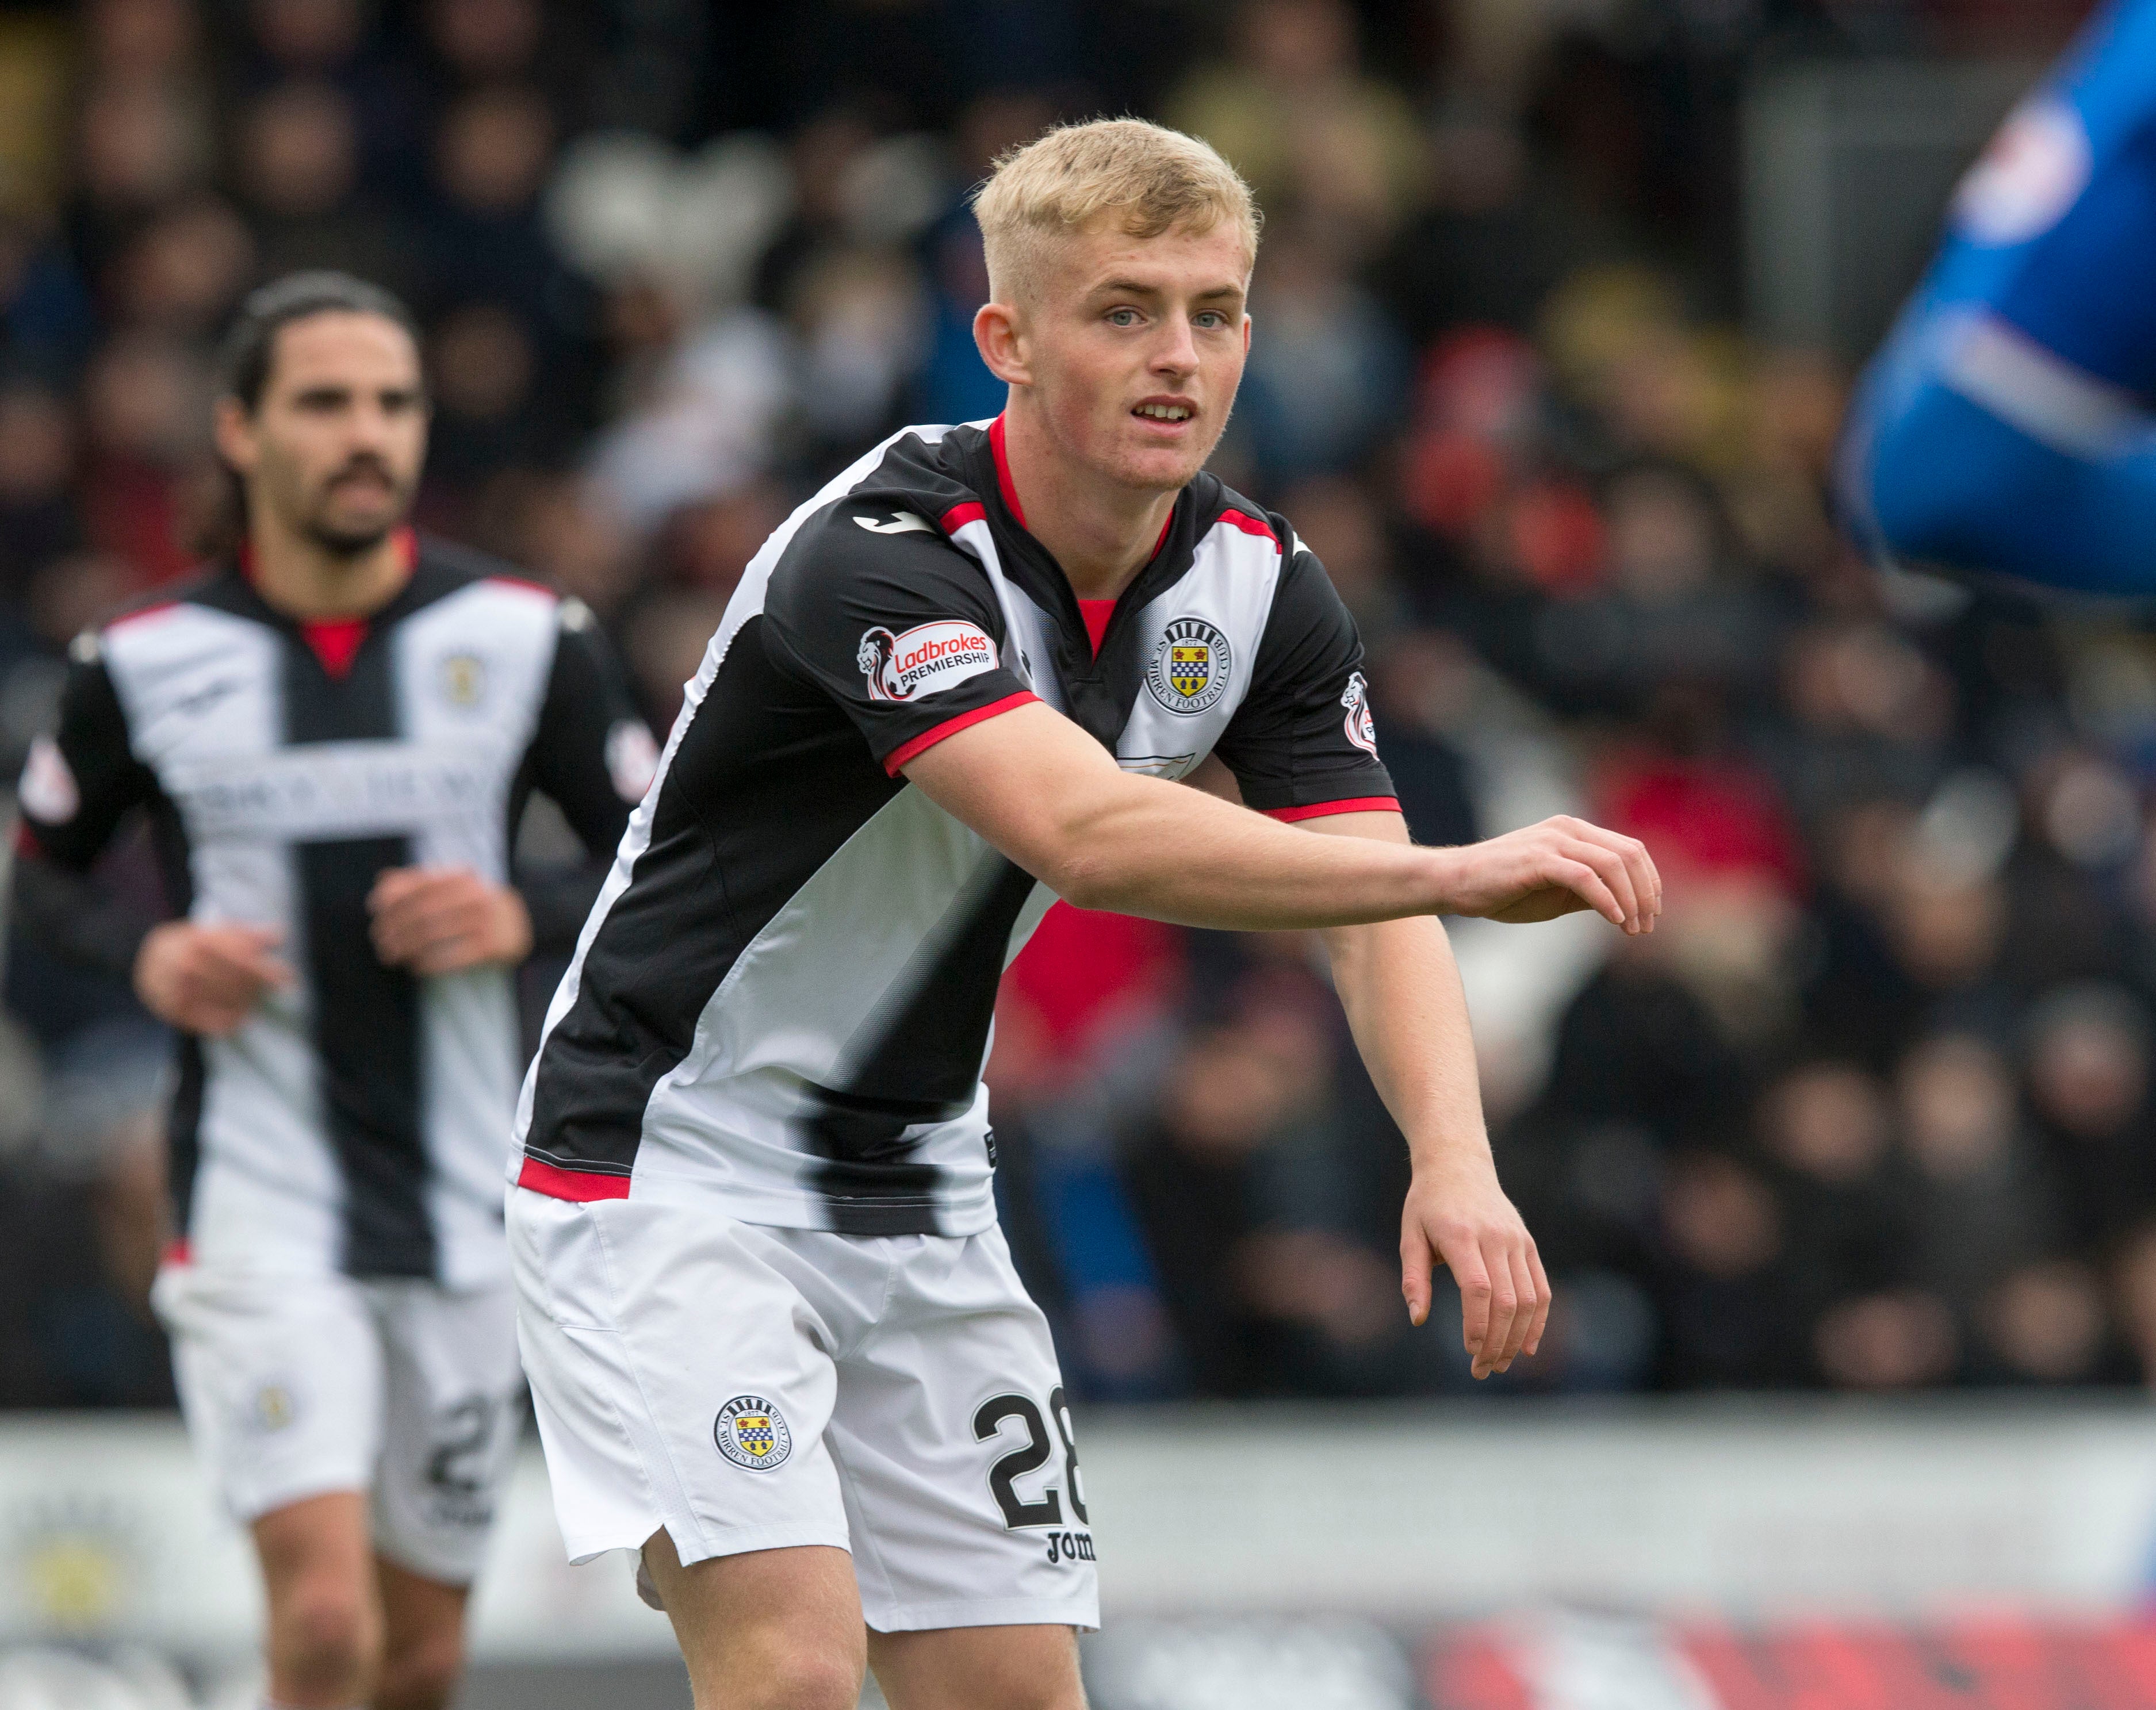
[515,418,1396,1236]
[17,536,650,1285]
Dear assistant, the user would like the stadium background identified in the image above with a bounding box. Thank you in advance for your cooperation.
[3,0,2156,1705]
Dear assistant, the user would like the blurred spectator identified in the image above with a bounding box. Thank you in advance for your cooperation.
[1166,0,1424,247]
[237,79,414,297]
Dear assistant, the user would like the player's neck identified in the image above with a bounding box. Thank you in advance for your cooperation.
[998,407,1177,603]
[243,510,414,621]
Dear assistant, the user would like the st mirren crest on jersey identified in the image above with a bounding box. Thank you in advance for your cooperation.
[1146,616,1232,716]
[714,1394,792,1471]
[856,619,998,702]
[440,651,488,708]
[1342,670,1378,756]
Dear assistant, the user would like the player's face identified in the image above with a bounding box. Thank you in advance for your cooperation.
[219,311,429,556]
[1023,220,1251,494]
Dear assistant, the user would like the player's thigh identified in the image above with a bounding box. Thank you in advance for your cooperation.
[642,1528,864,1710]
[366,1278,525,1588]
[510,1188,861,1569]
[151,1262,386,1527]
[868,1621,1085,1710]
[822,1225,1099,1636]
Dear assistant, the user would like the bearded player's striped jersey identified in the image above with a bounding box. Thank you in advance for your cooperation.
[512,417,1397,1236]
[14,533,652,1286]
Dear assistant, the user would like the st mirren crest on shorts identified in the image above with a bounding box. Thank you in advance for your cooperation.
[714,1394,793,1471]
[1146,616,1232,716]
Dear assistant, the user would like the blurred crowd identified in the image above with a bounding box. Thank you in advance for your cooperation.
[0,0,2138,1409]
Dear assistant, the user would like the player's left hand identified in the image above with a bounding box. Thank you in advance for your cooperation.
[1400,1153,1550,1379]
[367,865,534,975]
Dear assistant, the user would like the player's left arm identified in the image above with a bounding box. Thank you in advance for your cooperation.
[370,601,655,975]
[1312,810,1549,1379]
[1215,532,1547,1377]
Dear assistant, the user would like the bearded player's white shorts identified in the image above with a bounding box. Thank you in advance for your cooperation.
[151,1263,524,1584]
[508,1186,1100,1632]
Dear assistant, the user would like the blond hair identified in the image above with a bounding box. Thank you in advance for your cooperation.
[972,118,1260,305]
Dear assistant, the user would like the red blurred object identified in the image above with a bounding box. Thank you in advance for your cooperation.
[1600,753,1807,899]
[1507,478,1606,594]
[1001,902,1184,1068]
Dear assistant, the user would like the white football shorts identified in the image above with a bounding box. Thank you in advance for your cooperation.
[151,1262,524,1584]
[508,1186,1100,1633]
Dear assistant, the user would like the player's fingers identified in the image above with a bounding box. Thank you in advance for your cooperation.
[1567,837,1640,929]
[1400,1218,1434,1328]
[1452,1248,1495,1375]
[1480,1248,1519,1378]
[1523,1240,1554,1358]
[1547,857,1625,927]
[1496,1243,1537,1370]
[1569,821,1661,919]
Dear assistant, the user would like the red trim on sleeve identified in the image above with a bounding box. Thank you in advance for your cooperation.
[161,1238,192,1267]
[13,822,41,857]
[484,573,555,597]
[1217,508,1281,549]
[941,500,987,532]
[883,690,1040,776]
[989,414,1028,527]
[517,1157,633,1201]
[1263,796,1400,823]
[104,600,181,634]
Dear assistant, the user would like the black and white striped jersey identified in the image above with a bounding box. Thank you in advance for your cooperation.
[14,532,652,1287]
[514,418,1396,1237]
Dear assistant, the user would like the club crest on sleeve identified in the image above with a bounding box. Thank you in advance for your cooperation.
[1146,617,1232,716]
[1342,670,1379,756]
[856,619,998,703]
[19,735,79,824]
[714,1395,792,1471]
[440,652,488,707]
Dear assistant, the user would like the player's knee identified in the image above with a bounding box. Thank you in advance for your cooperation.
[274,1583,377,1697]
[373,1625,465,1710]
[715,1641,861,1710]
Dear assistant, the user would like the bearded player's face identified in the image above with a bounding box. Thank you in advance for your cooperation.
[1020,219,1251,496]
[217,310,430,557]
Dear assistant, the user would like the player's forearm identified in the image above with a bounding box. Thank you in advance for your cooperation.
[1050,778,1450,929]
[1323,915,1494,1173]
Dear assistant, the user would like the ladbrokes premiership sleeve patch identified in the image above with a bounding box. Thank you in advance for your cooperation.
[857,619,1000,703]
[762,503,1037,774]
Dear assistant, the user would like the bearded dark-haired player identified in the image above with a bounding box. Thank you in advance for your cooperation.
[11,273,653,1710]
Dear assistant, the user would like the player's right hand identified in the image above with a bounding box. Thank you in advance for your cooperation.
[133,922,294,1036]
[1431,815,1661,934]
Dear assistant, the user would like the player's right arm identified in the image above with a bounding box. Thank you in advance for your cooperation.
[761,507,1655,934]
[12,638,289,1036]
[903,700,1658,933]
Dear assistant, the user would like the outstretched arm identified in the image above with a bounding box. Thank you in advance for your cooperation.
[903,699,1661,934]
[1310,810,1547,1379]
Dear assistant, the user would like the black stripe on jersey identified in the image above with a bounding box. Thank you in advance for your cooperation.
[805,854,1038,1233]
[524,615,906,1180]
[281,626,434,1279]
[168,1036,206,1239]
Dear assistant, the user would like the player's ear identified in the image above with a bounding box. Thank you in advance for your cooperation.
[211,395,259,478]
[974,300,1031,386]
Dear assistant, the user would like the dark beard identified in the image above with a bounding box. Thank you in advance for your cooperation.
[301,516,398,558]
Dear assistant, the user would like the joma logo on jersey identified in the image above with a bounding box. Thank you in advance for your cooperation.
[1145,617,1232,715]
[857,619,998,702]
[714,1395,793,1471]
